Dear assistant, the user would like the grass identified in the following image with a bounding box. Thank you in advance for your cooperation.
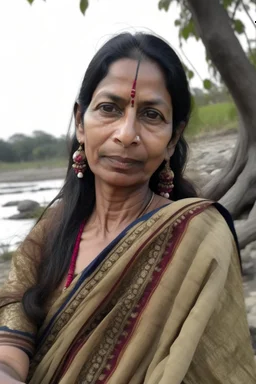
[186,102,238,137]
[0,157,67,172]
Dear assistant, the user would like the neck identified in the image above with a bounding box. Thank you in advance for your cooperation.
[89,179,152,238]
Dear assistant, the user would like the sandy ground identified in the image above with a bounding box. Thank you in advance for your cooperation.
[0,167,66,183]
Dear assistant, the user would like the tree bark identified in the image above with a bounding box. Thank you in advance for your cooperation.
[186,0,256,141]
[186,0,256,247]
[236,201,256,249]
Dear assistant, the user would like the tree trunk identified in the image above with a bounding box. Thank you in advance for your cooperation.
[186,0,256,247]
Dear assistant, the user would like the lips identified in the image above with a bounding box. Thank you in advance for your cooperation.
[105,156,140,164]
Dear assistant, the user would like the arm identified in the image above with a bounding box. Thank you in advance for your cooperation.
[0,346,29,383]
[0,221,47,383]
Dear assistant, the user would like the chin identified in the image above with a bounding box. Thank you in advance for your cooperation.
[95,171,146,188]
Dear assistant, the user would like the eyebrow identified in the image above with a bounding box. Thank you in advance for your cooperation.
[94,91,170,109]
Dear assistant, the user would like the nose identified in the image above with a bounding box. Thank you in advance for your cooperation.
[113,110,140,148]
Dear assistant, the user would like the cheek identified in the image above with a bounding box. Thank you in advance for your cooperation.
[82,115,111,166]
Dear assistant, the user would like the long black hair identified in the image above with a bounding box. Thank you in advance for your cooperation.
[22,32,197,326]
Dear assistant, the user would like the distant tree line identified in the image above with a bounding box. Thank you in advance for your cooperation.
[0,131,68,162]
[192,85,232,107]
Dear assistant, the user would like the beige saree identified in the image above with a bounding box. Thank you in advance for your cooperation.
[0,197,256,383]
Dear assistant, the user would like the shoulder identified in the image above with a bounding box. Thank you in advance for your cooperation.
[159,198,236,246]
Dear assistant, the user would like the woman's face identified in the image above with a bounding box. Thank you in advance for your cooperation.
[76,58,177,188]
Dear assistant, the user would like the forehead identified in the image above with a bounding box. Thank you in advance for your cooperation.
[92,58,171,105]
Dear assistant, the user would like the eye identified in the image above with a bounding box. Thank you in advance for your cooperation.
[98,103,121,115]
[142,109,164,121]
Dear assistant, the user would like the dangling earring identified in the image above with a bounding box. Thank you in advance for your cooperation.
[72,142,87,178]
[157,161,174,198]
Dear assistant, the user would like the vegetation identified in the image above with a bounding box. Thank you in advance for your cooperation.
[0,130,67,163]
[187,102,238,137]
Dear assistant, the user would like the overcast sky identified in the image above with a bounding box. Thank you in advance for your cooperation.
[0,0,255,140]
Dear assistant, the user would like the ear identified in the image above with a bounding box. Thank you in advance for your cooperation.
[166,121,186,159]
[74,102,84,143]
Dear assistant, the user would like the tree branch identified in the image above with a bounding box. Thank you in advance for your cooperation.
[179,46,204,82]
[231,0,242,20]
[241,1,256,29]
[186,0,256,141]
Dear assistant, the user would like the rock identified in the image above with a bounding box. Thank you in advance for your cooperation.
[245,297,256,312]
[250,241,256,251]
[17,200,39,213]
[2,201,21,207]
[210,169,221,176]
[248,314,256,328]
[251,251,256,260]
[242,260,255,277]
[8,212,35,220]
[250,305,256,315]
[250,327,256,353]
[7,200,43,220]
[241,248,252,263]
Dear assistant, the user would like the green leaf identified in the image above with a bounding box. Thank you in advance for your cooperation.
[80,0,88,15]
[180,20,195,40]
[158,0,172,12]
[233,19,245,34]
[188,70,194,79]
[27,0,35,4]
[203,79,212,90]
[222,0,233,8]
[174,19,181,26]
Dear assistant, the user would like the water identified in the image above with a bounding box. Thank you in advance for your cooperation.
[0,179,64,251]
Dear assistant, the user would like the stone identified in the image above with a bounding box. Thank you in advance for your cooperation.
[2,201,21,207]
[17,200,39,213]
[242,260,255,277]
[250,305,256,315]
[241,248,252,263]
[250,327,256,353]
[247,314,256,328]
[210,169,221,176]
[245,297,256,312]
[251,251,256,260]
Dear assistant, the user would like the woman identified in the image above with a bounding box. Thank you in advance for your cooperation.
[0,32,255,384]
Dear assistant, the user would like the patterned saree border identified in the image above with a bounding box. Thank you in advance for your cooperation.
[30,199,212,383]
[30,204,174,375]
[92,201,212,383]
[39,214,176,382]
[36,204,171,349]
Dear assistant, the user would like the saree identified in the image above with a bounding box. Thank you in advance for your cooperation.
[0,197,256,383]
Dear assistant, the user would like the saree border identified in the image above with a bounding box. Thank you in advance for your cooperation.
[92,201,212,383]
[36,204,171,348]
[53,200,211,383]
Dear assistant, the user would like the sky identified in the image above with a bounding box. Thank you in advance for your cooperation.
[0,0,255,140]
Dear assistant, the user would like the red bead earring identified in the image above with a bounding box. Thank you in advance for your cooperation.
[157,161,174,198]
[72,142,87,178]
